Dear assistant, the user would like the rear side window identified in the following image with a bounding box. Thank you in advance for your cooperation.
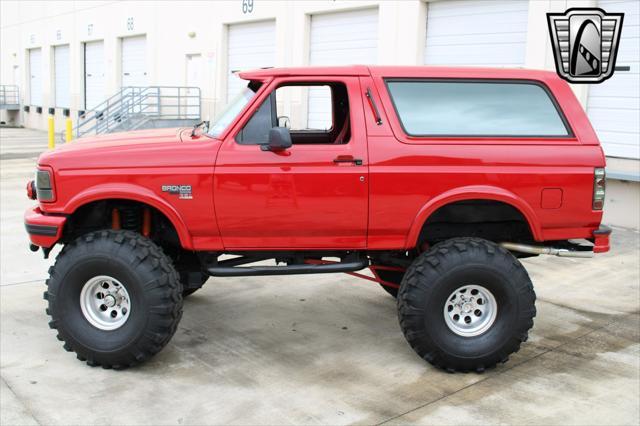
[386,80,571,137]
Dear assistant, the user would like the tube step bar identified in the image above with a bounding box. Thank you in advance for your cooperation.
[207,259,368,277]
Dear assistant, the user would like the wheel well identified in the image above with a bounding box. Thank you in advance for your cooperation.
[417,200,534,248]
[62,199,181,250]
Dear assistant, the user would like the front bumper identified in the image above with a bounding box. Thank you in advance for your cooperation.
[592,224,612,253]
[24,206,66,248]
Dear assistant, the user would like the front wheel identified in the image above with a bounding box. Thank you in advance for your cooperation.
[44,230,183,369]
[397,237,536,373]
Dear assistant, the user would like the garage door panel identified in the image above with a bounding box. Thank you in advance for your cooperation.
[311,50,377,65]
[588,75,639,99]
[311,34,378,46]
[427,0,528,17]
[589,109,640,134]
[426,32,528,47]
[426,44,528,66]
[426,16,528,35]
[308,8,378,129]
[122,36,147,87]
[597,139,640,159]
[54,45,70,108]
[588,96,639,110]
[425,0,528,67]
[597,132,640,148]
[29,48,42,106]
[84,41,105,110]
[587,0,639,159]
[227,20,275,101]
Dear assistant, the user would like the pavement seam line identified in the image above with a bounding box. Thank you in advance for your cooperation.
[1,374,43,425]
[375,317,621,425]
[1,279,47,287]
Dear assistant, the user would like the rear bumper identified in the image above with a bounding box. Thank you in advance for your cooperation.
[593,225,611,253]
[24,206,66,248]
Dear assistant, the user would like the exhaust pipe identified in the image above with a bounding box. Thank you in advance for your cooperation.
[500,242,594,258]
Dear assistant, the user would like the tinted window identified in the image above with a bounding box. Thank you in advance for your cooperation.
[236,93,275,144]
[386,80,570,137]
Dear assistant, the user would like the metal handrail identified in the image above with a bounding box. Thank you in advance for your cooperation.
[76,86,201,137]
[0,85,20,105]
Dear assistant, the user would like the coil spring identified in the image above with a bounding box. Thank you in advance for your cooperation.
[121,208,141,231]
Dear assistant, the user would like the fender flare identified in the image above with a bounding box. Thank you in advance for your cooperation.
[404,185,542,248]
[64,183,194,249]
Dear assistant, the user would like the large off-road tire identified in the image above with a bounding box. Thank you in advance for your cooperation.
[44,230,183,369]
[397,237,536,373]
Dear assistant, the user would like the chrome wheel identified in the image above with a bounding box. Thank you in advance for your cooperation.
[80,275,131,331]
[444,284,497,337]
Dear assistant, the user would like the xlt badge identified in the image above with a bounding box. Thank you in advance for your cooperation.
[162,185,192,200]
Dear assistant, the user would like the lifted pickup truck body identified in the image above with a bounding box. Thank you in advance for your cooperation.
[26,66,611,372]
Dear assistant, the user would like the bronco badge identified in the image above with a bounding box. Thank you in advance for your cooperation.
[162,185,193,200]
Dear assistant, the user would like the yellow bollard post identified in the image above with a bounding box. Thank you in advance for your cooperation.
[48,115,55,150]
[65,118,73,143]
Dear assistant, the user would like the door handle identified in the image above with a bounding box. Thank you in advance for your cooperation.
[333,155,363,166]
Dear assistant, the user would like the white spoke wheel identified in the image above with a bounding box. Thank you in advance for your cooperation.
[444,284,497,337]
[80,275,131,330]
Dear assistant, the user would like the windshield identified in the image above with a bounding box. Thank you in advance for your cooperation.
[208,86,258,137]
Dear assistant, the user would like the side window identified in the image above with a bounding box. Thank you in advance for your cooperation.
[276,85,333,131]
[386,80,571,137]
[236,82,351,145]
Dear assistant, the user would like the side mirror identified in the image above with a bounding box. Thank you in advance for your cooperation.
[261,127,292,152]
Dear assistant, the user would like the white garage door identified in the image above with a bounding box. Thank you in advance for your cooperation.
[227,20,275,102]
[424,0,529,67]
[84,41,105,110]
[587,0,640,159]
[122,35,148,87]
[54,45,70,108]
[28,48,42,106]
[308,8,378,129]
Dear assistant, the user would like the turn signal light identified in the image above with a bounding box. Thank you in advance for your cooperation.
[593,168,606,210]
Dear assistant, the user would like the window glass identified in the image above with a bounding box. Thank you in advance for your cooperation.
[386,81,570,137]
[236,83,351,145]
[236,93,274,144]
[209,86,258,137]
[275,85,333,131]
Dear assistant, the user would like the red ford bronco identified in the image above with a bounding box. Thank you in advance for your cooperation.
[25,66,611,372]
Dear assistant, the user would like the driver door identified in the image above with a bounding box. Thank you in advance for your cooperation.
[214,77,369,249]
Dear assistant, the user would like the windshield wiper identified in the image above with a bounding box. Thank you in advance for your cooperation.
[191,120,210,137]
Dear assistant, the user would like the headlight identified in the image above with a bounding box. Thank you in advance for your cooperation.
[35,169,55,201]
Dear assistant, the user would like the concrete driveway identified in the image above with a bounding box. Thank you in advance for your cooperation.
[1,128,639,425]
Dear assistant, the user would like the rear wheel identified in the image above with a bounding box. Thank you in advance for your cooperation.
[44,230,183,369]
[397,237,536,372]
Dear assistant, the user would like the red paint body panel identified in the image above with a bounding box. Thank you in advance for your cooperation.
[214,76,369,249]
[26,66,608,253]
